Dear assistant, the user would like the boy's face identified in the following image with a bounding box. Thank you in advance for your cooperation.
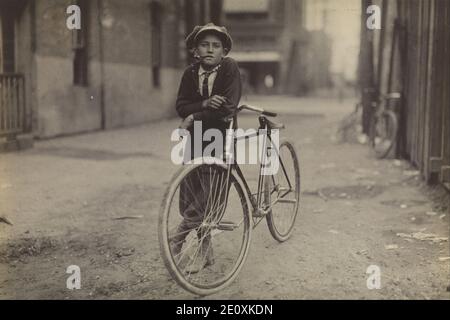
[195,34,226,69]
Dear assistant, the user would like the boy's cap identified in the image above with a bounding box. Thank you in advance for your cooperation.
[185,23,233,53]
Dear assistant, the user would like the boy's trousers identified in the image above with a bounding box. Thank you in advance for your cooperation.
[175,122,231,243]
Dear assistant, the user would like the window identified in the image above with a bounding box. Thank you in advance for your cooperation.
[72,0,88,86]
[0,11,16,73]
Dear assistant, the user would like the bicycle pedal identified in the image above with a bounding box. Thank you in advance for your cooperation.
[252,209,268,218]
[217,221,238,231]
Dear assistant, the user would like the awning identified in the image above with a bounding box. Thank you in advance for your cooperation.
[223,0,269,13]
[229,51,281,62]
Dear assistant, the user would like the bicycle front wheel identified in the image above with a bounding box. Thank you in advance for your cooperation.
[159,162,251,296]
[264,139,301,242]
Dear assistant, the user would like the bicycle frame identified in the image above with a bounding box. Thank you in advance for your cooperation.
[221,116,294,228]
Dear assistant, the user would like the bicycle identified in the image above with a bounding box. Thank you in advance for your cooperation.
[369,92,401,159]
[336,89,401,159]
[369,18,404,159]
[158,104,300,295]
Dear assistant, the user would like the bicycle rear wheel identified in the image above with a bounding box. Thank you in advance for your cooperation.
[370,110,398,159]
[264,139,301,242]
[159,162,251,296]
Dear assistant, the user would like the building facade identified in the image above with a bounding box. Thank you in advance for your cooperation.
[222,0,332,95]
[359,0,450,189]
[0,0,217,144]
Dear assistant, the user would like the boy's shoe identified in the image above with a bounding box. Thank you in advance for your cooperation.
[185,240,214,274]
[169,219,195,258]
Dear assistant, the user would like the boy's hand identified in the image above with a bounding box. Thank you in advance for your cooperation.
[202,95,227,110]
[179,114,194,130]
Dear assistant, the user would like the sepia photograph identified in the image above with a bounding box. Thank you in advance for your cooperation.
[0,0,449,304]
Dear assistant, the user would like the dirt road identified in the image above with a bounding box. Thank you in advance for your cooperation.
[0,96,449,299]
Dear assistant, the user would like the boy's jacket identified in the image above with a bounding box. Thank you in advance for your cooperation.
[175,57,242,131]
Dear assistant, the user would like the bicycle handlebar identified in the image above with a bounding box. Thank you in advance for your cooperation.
[237,105,277,117]
[262,110,277,117]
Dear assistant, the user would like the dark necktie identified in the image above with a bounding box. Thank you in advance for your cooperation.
[201,71,213,98]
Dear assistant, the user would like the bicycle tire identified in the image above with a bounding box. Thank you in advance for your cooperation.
[158,162,251,296]
[264,139,301,242]
[370,110,398,159]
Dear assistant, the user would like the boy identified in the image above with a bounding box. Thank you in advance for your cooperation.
[171,23,242,273]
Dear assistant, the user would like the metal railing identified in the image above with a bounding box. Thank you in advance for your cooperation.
[0,73,26,137]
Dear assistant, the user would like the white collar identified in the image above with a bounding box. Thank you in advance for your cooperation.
[198,63,221,76]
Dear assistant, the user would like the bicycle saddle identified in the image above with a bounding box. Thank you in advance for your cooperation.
[265,118,285,130]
